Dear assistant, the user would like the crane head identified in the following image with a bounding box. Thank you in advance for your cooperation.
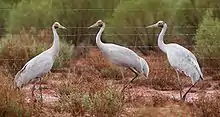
[147,21,165,28]
[53,22,67,29]
[88,20,104,28]
[139,56,149,78]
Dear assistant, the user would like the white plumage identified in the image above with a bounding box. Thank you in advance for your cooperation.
[166,43,203,84]
[88,20,149,91]
[14,22,66,99]
[147,21,203,100]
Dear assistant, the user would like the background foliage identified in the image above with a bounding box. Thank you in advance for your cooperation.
[0,0,219,70]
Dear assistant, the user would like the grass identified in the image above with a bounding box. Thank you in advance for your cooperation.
[0,68,34,117]
[100,66,123,80]
[55,77,123,117]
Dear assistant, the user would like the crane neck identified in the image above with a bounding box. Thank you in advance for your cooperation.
[50,26,60,59]
[96,23,105,49]
[158,23,167,53]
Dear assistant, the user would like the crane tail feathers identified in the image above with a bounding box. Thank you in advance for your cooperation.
[14,64,28,88]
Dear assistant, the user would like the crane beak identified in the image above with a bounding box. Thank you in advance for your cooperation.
[146,24,157,28]
[59,25,67,29]
[88,23,98,29]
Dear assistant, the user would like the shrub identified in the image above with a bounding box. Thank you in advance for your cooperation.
[6,0,120,46]
[194,9,220,70]
[0,29,75,74]
[53,39,75,68]
[174,0,220,44]
[104,0,177,51]
[0,69,32,117]
[56,82,123,117]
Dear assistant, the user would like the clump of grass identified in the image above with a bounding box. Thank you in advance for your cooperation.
[147,76,180,91]
[86,48,123,80]
[194,92,220,117]
[56,80,123,117]
[100,66,123,80]
[87,48,111,71]
[0,69,33,117]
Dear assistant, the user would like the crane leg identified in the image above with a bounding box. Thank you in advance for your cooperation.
[175,70,183,99]
[120,68,125,80]
[121,67,138,93]
[182,81,198,100]
[31,84,37,102]
[39,77,43,102]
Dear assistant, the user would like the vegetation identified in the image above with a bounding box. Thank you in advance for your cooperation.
[0,0,220,116]
[105,0,177,51]
[175,0,220,44]
[0,69,33,117]
[6,0,120,46]
[195,9,220,70]
[56,76,123,117]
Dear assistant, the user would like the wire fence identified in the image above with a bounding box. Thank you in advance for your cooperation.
[0,6,219,73]
[1,8,220,10]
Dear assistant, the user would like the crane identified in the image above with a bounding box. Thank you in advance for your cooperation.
[88,20,149,92]
[14,22,66,101]
[147,21,203,100]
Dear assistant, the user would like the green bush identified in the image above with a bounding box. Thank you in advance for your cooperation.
[53,39,75,68]
[194,9,220,68]
[175,0,220,44]
[0,0,22,36]
[104,0,177,51]
[6,0,120,46]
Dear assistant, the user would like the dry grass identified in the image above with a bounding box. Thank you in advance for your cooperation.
[55,77,123,117]
[100,66,123,80]
[0,47,219,117]
[194,92,220,117]
[0,29,50,74]
[0,68,36,117]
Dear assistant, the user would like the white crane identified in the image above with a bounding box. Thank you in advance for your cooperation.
[14,22,66,101]
[88,20,149,92]
[147,21,203,100]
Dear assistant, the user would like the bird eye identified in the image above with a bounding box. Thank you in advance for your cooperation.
[98,22,103,27]
[158,22,163,28]
[54,24,59,29]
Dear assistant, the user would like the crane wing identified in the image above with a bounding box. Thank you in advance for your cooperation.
[15,53,54,87]
[167,44,203,84]
[101,44,141,71]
